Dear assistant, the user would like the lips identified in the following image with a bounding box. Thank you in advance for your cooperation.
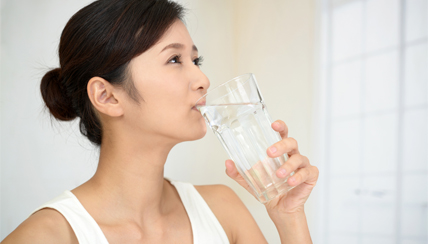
[195,100,206,107]
[192,99,206,111]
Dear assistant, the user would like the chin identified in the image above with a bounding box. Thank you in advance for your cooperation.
[191,125,208,141]
[187,121,208,141]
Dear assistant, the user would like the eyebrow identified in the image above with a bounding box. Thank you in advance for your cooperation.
[160,43,198,53]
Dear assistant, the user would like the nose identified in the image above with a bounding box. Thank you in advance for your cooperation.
[190,66,210,92]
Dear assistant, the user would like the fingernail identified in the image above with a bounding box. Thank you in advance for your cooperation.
[274,122,280,128]
[278,169,286,177]
[270,146,277,154]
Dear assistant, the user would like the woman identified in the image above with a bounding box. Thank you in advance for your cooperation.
[2,0,319,243]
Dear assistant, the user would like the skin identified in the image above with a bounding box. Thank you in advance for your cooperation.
[1,19,318,244]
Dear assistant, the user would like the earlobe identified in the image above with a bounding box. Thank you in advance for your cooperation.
[87,77,124,117]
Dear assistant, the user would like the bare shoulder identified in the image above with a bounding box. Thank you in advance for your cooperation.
[194,184,241,206]
[194,184,268,244]
[1,208,78,244]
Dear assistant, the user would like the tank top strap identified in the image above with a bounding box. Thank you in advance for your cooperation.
[169,180,230,244]
[30,191,109,244]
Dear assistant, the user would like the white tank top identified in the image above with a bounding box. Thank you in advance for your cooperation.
[30,180,230,244]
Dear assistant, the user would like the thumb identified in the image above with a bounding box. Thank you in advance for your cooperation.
[225,159,255,197]
[225,159,240,179]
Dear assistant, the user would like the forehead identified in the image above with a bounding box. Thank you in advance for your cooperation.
[152,20,194,52]
[127,20,195,72]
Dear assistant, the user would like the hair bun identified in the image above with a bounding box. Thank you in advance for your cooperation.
[40,68,77,121]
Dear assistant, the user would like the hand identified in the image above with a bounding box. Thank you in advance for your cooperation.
[225,120,319,216]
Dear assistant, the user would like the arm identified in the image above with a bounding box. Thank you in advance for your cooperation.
[196,184,268,244]
[268,210,312,244]
[1,208,77,244]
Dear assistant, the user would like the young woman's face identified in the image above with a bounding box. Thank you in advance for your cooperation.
[123,20,210,144]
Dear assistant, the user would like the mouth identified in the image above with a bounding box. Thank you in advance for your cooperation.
[192,99,206,111]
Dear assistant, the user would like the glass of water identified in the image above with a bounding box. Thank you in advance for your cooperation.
[195,73,294,203]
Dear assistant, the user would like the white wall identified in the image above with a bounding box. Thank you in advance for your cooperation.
[0,0,317,243]
[317,0,428,243]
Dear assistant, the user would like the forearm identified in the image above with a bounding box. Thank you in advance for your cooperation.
[268,210,312,244]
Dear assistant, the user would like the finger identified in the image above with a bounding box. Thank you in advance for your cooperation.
[225,159,255,195]
[287,165,319,187]
[271,120,288,139]
[267,137,300,158]
[275,154,310,178]
[225,159,240,179]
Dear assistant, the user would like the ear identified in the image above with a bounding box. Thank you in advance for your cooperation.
[87,77,124,117]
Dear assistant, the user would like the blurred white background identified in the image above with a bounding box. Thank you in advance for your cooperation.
[318,0,428,243]
[1,0,426,243]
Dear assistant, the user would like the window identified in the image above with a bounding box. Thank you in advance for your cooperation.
[318,0,428,243]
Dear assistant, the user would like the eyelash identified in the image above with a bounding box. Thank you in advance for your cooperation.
[194,56,204,66]
[169,55,204,66]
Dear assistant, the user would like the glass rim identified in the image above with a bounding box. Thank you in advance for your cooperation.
[195,73,254,106]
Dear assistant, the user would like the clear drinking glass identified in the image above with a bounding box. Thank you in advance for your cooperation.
[195,73,294,203]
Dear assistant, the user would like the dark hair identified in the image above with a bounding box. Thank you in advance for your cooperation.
[40,0,184,146]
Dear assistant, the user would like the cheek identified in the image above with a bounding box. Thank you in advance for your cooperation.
[147,97,187,128]
[135,81,205,137]
[162,104,208,137]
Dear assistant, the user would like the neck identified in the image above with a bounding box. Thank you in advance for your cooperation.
[84,132,178,224]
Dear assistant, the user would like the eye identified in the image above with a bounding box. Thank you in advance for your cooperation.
[168,55,182,64]
[193,56,204,66]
